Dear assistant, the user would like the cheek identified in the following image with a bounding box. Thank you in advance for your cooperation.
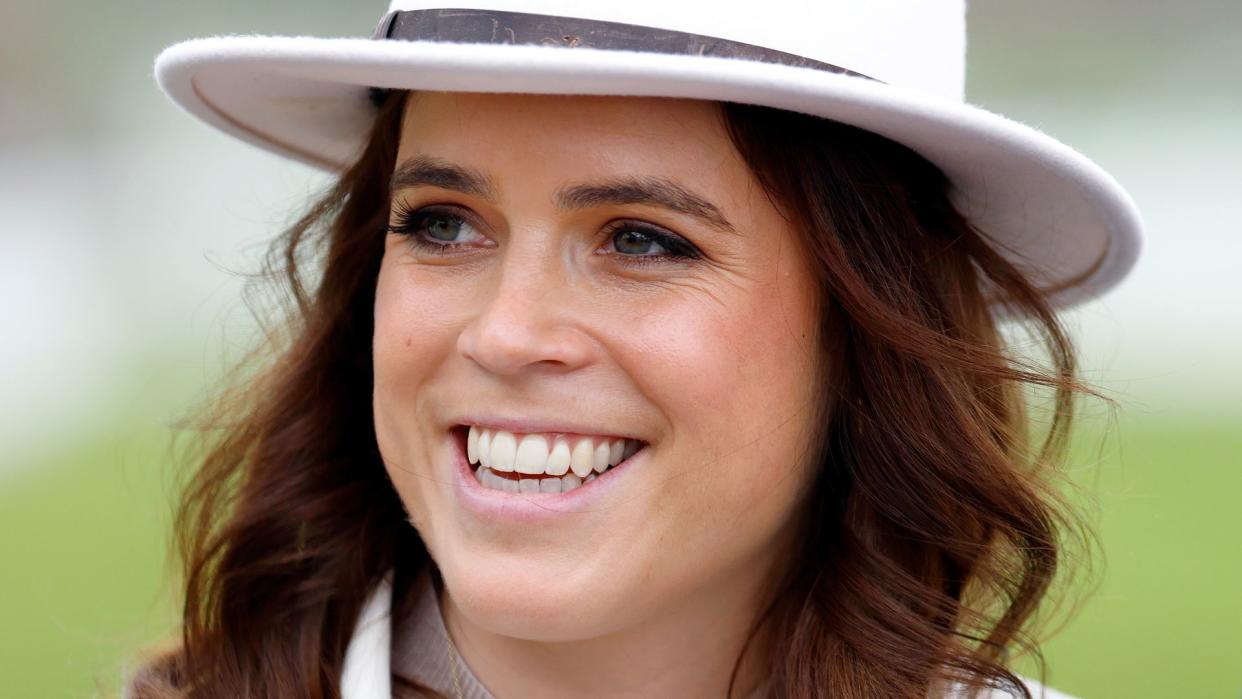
[634,273,817,453]
[372,254,465,404]
[373,262,421,427]
[619,264,820,557]
[375,253,439,358]
[371,257,458,515]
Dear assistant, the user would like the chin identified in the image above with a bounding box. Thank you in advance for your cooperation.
[433,549,637,642]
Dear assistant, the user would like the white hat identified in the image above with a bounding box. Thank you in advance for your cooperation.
[153,0,1143,309]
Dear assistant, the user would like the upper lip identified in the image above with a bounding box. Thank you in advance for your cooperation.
[449,414,647,443]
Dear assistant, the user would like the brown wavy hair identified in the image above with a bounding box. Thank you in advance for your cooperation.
[129,88,1099,698]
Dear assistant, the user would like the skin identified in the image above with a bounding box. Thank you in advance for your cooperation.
[373,91,822,698]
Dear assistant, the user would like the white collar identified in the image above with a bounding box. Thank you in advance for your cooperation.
[340,574,394,699]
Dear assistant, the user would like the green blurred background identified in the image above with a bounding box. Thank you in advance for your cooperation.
[1,1,1238,697]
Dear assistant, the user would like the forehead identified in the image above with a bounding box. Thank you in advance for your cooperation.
[395,91,744,185]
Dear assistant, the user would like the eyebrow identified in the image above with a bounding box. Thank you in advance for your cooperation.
[390,156,737,235]
[390,155,498,200]
[556,177,737,235]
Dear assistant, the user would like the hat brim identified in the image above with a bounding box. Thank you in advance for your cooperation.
[154,36,1142,311]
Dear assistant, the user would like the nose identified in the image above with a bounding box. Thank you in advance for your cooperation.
[456,246,594,376]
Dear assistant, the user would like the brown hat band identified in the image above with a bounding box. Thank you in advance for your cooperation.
[367,8,877,105]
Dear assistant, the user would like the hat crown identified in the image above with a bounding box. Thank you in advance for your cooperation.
[386,0,967,100]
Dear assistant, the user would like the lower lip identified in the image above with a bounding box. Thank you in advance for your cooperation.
[450,431,646,523]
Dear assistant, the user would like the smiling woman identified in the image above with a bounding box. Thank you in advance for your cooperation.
[139,3,1140,699]
[373,92,823,698]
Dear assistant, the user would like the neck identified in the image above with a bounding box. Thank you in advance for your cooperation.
[433,559,782,699]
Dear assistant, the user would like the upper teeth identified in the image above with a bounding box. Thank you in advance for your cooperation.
[467,426,641,478]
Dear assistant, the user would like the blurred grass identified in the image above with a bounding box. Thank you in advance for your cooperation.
[1029,412,1242,698]
[1,410,1239,698]
[0,420,180,698]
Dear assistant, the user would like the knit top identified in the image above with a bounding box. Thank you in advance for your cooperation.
[389,571,772,699]
[380,570,1072,699]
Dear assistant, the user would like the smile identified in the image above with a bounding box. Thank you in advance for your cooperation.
[463,425,645,495]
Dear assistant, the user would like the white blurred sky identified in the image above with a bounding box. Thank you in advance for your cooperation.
[2,1,1239,475]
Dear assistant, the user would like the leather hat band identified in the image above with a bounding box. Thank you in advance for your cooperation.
[368,8,876,105]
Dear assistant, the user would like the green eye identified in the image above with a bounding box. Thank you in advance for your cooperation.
[605,222,701,264]
[613,228,669,256]
[424,214,464,242]
[387,204,487,253]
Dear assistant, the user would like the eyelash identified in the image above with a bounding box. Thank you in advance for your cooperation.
[386,201,703,266]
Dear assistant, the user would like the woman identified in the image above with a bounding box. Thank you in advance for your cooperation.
[139,2,1141,698]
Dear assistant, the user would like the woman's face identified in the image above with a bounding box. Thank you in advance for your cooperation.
[374,91,821,641]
